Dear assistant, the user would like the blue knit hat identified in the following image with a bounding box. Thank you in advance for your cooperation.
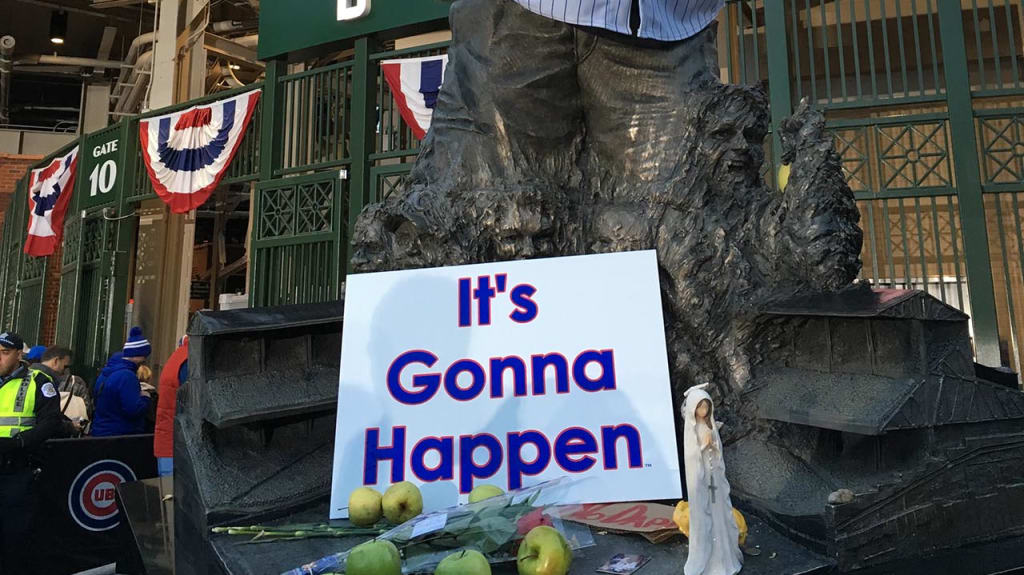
[26,345,46,362]
[123,326,152,358]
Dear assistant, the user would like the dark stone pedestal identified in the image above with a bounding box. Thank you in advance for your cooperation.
[208,500,831,575]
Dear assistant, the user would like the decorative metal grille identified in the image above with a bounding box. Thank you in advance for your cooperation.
[62,218,82,267]
[832,127,871,193]
[379,172,406,201]
[81,218,106,265]
[876,121,952,191]
[252,173,344,307]
[258,180,334,240]
[978,112,1024,186]
[18,254,46,283]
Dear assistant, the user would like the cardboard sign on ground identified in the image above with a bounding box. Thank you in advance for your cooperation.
[559,502,681,543]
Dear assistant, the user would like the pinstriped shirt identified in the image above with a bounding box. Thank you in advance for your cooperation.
[513,0,724,41]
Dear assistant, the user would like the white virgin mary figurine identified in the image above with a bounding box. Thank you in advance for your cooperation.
[682,383,743,575]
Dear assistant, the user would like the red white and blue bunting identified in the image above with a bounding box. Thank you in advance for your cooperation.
[25,145,79,257]
[380,55,448,140]
[139,89,261,214]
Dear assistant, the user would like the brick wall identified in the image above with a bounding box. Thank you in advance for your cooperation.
[39,245,63,346]
[0,154,42,229]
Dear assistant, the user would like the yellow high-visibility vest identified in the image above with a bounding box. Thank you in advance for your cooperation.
[0,367,44,438]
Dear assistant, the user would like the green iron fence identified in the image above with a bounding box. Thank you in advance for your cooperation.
[55,214,81,348]
[248,40,450,302]
[277,63,353,176]
[0,143,76,348]
[16,248,48,346]
[724,0,1024,373]
[967,0,1024,96]
[251,171,347,307]
[0,178,24,332]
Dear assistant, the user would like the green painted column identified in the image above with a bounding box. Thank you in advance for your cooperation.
[937,3,1001,366]
[105,118,139,356]
[763,0,793,182]
[259,59,287,182]
[6,178,27,327]
[251,59,287,306]
[348,36,378,273]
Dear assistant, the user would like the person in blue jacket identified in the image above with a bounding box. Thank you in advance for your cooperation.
[91,327,153,437]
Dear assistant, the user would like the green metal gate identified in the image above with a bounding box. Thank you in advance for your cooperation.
[74,216,120,379]
[0,164,51,346]
[251,171,347,307]
[723,0,1024,372]
[50,121,136,379]
[0,178,27,335]
[55,214,82,348]
[15,248,48,346]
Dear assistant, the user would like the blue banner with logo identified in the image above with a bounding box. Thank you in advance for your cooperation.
[32,435,157,574]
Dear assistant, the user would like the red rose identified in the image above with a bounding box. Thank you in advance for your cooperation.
[516,508,553,535]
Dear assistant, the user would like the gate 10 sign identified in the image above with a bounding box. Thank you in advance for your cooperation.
[330,251,682,519]
[80,133,122,210]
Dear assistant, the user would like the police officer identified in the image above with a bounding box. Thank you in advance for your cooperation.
[0,332,61,574]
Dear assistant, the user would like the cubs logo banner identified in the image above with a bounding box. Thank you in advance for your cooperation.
[139,88,261,213]
[68,459,137,532]
[380,55,448,140]
[31,436,157,574]
[24,145,79,257]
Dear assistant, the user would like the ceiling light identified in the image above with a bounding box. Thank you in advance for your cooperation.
[50,10,68,45]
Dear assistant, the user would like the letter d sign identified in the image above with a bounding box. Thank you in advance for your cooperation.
[337,0,370,21]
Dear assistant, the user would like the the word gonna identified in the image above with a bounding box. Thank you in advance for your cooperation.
[387,348,617,404]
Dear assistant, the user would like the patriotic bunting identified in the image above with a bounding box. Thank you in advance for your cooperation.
[24,146,79,257]
[139,89,261,214]
[380,55,448,140]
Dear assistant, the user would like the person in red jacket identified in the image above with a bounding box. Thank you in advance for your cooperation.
[154,336,188,476]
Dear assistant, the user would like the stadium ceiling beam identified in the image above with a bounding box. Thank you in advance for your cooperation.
[10,0,141,23]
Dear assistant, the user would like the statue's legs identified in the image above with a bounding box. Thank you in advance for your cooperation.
[575,25,720,184]
[411,0,586,191]
[413,0,724,192]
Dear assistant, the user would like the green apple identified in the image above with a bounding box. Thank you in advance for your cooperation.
[435,549,492,575]
[516,526,572,575]
[382,481,423,524]
[468,485,505,504]
[349,487,384,527]
[346,539,401,575]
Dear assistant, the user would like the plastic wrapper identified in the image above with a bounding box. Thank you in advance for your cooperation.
[282,478,594,575]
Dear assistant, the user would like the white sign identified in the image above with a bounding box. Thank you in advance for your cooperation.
[337,0,370,21]
[330,251,681,519]
[89,139,119,198]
